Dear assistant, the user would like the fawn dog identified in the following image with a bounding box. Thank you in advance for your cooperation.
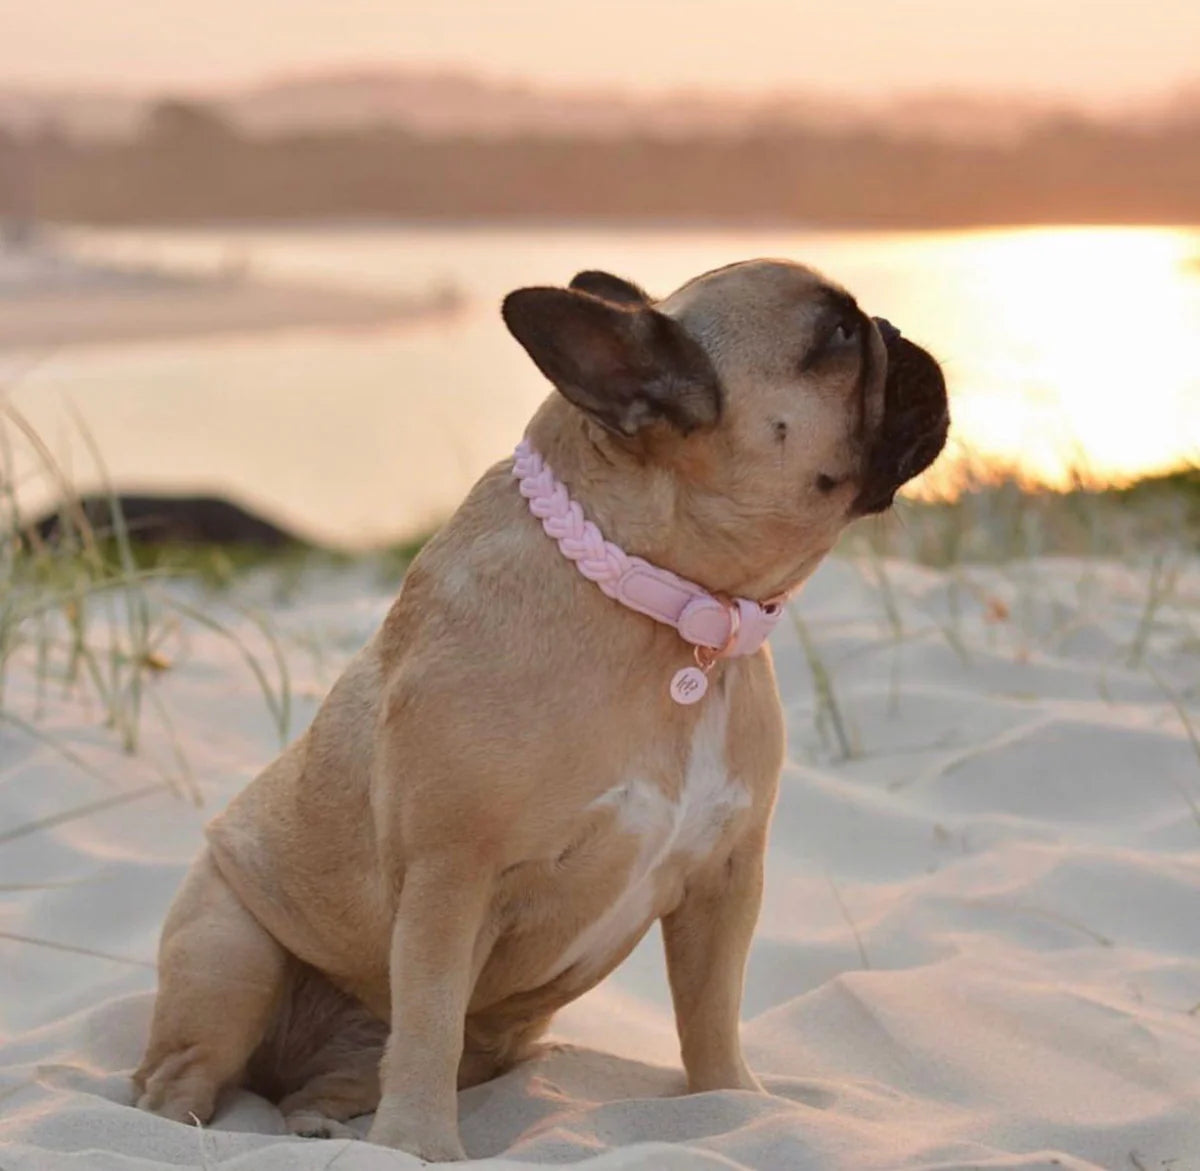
[135,260,948,1160]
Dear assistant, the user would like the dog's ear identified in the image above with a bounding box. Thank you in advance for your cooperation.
[501,286,721,438]
[568,270,651,307]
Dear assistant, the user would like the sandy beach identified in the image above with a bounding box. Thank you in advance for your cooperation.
[0,245,462,349]
[2,551,1199,1169]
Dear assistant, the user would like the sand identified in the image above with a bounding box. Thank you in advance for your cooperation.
[2,554,1200,1169]
[0,246,461,348]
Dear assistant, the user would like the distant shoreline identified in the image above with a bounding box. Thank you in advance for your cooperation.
[0,245,465,349]
[0,282,461,350]
[17,110,1200,229]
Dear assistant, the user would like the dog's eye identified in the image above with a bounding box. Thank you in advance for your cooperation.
[831,318,859,346]
[801,313,862,372]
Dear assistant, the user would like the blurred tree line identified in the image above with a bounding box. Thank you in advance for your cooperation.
[4,97,1200,227]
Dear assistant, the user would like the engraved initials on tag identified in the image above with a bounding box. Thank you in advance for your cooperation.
[670,666,708,705]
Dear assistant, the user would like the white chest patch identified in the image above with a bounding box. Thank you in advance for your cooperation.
[546,694,750,980]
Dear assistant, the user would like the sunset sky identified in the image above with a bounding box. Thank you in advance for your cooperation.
[6,0,1200,108]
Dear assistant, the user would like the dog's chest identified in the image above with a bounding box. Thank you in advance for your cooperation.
[545,695,750,980]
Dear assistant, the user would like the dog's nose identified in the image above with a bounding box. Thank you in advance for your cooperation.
[873,317,901,344]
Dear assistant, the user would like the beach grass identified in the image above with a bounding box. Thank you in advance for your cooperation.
[0,401,302,800]
[842,454,1200,568]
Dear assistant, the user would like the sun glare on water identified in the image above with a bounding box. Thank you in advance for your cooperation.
[5,223,1198,544]
[900,226,1200,495]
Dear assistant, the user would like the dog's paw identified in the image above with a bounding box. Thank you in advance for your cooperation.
[687,1061,766,1095]
[133,1045,219,1124]
[735,1069,767,1095]
[366,1112,466,1161]
[285,1109,358,1140]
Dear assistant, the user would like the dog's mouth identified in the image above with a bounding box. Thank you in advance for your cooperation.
[852,322,949,516]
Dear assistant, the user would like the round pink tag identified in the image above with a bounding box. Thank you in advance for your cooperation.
[670,666,708,705]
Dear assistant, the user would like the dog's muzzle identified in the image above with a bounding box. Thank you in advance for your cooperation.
[853,321,949,515]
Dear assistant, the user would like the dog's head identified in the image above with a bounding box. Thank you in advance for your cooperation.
[503,259,948,594]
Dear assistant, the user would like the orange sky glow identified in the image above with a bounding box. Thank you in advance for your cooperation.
[5,0,1200,108]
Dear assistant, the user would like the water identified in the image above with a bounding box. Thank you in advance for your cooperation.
[5,223,1199,548]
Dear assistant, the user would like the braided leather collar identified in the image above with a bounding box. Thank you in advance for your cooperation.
[512,438,785,704]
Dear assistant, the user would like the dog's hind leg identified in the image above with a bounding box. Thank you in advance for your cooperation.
[134,849,288,1124]
[244,962,387,1138]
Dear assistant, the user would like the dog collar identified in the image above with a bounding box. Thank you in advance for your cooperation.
[512,438,786,705]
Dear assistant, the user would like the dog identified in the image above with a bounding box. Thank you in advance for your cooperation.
[134,259,948,1160]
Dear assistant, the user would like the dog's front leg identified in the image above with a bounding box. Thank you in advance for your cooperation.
[661,828,767,1094]
[367,857,492,1160]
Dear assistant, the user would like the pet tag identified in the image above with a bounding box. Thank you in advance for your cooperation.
[670,666,708,705]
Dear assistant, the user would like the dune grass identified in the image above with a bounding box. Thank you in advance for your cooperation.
[842,452,1200,568]
[787,454,1200,763]
[0,400,299,801]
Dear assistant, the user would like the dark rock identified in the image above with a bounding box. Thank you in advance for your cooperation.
[30,493,305,549]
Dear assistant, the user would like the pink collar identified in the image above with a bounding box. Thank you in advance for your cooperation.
[512,438,786,705]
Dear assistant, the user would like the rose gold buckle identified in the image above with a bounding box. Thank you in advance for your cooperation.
[694,594,741,673]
